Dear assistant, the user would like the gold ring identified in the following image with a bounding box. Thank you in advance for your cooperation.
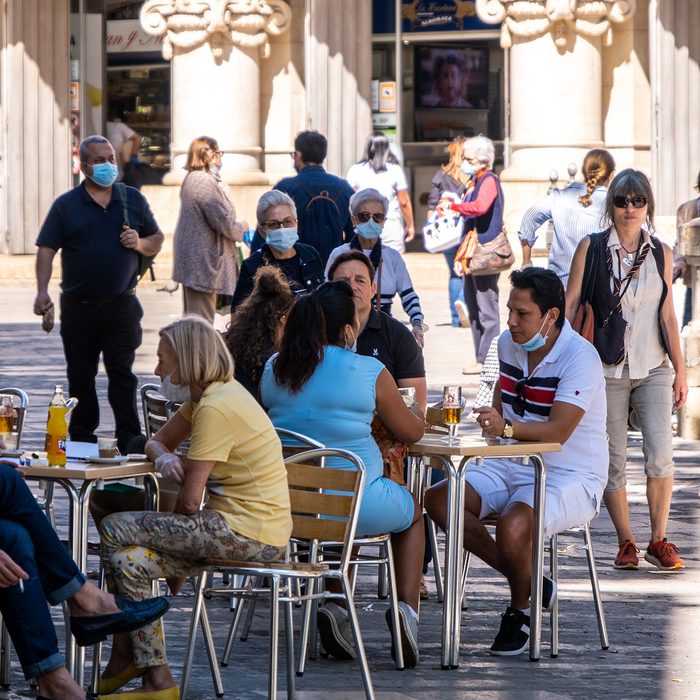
[484,419,490,427]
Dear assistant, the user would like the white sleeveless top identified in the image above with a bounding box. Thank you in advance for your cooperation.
[603,227,666,379]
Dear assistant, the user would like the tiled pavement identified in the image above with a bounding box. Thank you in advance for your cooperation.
[0,258,698,699]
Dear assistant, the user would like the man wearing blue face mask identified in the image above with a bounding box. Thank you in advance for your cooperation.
[230,190,324,310]
[425,268,608,657]
[34,135,164,456]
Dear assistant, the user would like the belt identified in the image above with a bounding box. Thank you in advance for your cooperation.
[62,289,136,305]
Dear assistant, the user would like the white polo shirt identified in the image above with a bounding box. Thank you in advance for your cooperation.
[498,320,608,501]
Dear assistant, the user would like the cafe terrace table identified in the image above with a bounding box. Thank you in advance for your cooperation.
[18,458,159,685]
[407,435,561,668]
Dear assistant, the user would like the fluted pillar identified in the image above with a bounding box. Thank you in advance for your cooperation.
[476,0,636,180]
[140,0,291,185]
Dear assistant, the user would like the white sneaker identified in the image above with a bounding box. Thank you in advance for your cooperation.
[385,601,419,667]
[317,602,355,660]
[454,300,470,328]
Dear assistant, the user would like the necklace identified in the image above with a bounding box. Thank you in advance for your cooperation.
[619,238,641,267]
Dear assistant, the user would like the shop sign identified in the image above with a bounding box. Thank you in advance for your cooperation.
[372,1,491,34]
[106,20,164,54]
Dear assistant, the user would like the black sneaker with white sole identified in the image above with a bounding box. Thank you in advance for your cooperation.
[489,607,530,656]
[317,603,355,660]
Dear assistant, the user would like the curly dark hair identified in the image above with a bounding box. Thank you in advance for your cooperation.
[224,266,295,385]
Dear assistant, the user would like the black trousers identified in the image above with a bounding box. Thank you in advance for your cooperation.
[463,273,500,364]
[59,293,143,452]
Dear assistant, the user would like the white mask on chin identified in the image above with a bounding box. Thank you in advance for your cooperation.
[159,375,192,403]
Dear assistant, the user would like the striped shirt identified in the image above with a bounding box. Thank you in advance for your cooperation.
[518,182,607,284]
[325,243,424,326]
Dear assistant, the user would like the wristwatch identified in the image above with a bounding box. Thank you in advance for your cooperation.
[501,419,514,439]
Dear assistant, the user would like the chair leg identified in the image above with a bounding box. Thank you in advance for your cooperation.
[340,573,375,700]
[180,570,208,700]
[240,575,263,641]
[221,576,252,666]
[377,561,388,599]
[385,540,404,670]
[89,568,107,696]
[1,619,11,688]
[583,522,609,650]
[427,516,444,603]
[283,578,296,699]
[200,590,225,697]
[296,541,320,672]
[268,575,280,700]
[460,549,471,611]
[550,533,559,658]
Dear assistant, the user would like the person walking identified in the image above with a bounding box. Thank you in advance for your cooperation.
[34,135,163,455]
[426,136,469,327]
[566,169,687,571]
[448,135,504,374]
[172,135,244,323]
[673,169,700,328]
[519,149,615,287]
[274,130,354,265]
[346,132,415,254]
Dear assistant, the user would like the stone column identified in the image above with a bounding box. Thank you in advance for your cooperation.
[140,0,291,185]
[475,0,636,218]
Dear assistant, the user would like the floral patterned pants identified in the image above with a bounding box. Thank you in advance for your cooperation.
[100,509,286,668]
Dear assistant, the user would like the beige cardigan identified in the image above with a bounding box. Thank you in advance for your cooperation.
[172,170,243,294]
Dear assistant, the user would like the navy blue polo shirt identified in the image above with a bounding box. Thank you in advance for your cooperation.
[36,182,160,298]
[357,309,425,381]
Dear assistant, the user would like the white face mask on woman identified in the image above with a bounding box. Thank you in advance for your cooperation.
[159,375,192,403]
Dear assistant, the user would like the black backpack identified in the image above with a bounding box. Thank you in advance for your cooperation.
[298,183,345,262]
[114,182,156,282]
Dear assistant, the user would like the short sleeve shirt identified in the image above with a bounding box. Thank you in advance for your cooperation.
[36,182,160,298]
[357,309,425,381]
[346,162,408,226]
[177,380,292,547]
[497,321,608,499]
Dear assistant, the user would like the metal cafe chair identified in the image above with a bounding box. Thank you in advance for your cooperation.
[461,517,609,656]
[180,448,375,700]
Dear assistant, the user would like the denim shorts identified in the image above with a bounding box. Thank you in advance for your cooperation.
[466,459,599,538]
[605,362,674,491]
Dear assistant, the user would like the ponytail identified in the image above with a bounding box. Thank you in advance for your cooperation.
[273,281,357,394]
[578,148,616,208]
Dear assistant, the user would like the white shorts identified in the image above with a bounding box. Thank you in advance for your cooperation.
[465,458,599,538]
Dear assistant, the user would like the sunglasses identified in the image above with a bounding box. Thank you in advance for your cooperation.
[612,195,647,209]
[356,211,386,224]
[512,378,527,417]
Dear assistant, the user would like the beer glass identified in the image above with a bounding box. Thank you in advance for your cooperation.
[441,385,462,444]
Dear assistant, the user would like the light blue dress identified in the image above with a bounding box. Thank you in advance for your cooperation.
[260,345,414,536]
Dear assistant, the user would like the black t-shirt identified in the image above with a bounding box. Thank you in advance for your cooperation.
[36,182,160,298]
[357,309,425,381]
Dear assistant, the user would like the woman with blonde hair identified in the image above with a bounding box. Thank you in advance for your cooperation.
[519,148,615,287]
[172,136,245,322]
[96,315,292,699]
[426,135,470,327]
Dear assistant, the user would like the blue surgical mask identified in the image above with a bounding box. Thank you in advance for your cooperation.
[356,219,383,239]
[461,161,479,177]
[88,162,118,187]
[518,315,552,353]
[266,227,298,253]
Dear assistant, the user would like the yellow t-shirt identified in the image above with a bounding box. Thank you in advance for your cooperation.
[177,380,292,547]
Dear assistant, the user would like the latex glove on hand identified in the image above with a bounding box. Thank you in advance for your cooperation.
[154,453,185,484]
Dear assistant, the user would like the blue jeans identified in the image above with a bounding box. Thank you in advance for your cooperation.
[0,465,86,679]
[443,246,465,326]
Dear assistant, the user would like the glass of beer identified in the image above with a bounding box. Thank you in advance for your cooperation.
[441,385,462,444]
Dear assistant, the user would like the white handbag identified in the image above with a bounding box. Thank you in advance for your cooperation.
[422,191,465,253]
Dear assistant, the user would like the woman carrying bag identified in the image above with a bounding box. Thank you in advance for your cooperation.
[448,136,510,374]
[566,169,687,571]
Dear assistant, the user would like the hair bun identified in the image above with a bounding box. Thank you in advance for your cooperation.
[253,265,292,296]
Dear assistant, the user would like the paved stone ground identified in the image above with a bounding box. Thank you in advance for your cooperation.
[0,254,699,699]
